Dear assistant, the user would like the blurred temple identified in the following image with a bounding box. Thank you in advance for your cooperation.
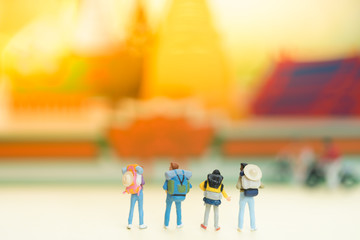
[0,0,360,185]
[142,0,232,111]
[109,99,214,161]
[0,0,151,158]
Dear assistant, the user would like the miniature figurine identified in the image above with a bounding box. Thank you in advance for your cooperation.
[319,137,342,189]
[276,138,315,184]
[199,169,231,231]
[236,163,263,232]
[163,162,192,229]
[305,138,343,188]
[122,164,147,230]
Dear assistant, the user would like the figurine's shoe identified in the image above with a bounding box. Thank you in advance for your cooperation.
[164,225,169,230]
[251,228,257,231]
[126,224,132,229]
[139,224,147,229]
[215,227,221,231]
[237,228,243,232]
[200,224,207,230]
[177,224,183,229]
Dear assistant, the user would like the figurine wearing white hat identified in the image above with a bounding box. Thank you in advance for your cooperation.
[236,163,263,232]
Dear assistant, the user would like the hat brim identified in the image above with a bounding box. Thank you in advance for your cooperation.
[244,164,262,181]
[122,172,134,187]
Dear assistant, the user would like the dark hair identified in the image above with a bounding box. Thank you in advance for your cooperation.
[240,163,248,171]
[212,169,221,175]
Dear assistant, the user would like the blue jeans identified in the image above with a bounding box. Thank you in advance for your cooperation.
[128,189,144,225]
[238,192,256,230]
[164,195,182,226]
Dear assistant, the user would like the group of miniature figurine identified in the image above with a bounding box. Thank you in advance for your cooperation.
[121,162,263,232]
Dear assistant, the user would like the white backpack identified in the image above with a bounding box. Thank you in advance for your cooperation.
[241,164,262,189]
[241,175,261,189]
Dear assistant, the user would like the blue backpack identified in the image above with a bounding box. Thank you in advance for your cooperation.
[165,169,192,201]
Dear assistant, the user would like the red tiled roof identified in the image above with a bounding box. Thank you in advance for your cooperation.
[252,57,360,116]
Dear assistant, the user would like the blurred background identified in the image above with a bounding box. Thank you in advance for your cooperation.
[1,0,360,184]
[0,0,360,239]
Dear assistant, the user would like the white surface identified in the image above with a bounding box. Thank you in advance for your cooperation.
[0,185,359,240]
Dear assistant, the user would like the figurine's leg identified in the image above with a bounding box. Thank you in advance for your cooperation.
[326,162,340,189]
[213,205,219,229]
[175,201,182,226]
[164,197,173,227]
[128,194,137,225]
[138,190,144,225]
[203,204,211,227]
[248,196,256,230]
[238,192,246,230]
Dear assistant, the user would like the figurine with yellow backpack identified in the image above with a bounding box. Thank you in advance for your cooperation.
[199,169,231,231]
[122,164,147,230]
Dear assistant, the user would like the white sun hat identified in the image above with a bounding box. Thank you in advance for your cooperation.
[244,164,262,181]
[122,171,134,187]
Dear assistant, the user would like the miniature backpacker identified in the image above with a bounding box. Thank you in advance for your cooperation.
[165,169,192,201]
[122,164,142,196]
[204,173,224,200]
[241,174,261,197]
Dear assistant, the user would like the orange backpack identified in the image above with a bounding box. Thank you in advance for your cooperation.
[122,164,142,195]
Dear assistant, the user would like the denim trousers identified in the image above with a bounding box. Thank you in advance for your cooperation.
[164,195,182,226]
[128,189,144,225]
[238,192,256,230]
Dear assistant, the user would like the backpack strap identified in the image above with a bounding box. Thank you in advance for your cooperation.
[181,170,186,186]
[125,165,142,196]
[220,184,224,192]
[204,180,208,189]
[128,165,137,182]
[176,172,185,185]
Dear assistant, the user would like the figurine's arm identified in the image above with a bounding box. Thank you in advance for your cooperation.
[199,181,205,191]
[236,177,241,190]
[163,180,168,191]
[221,187,231,201]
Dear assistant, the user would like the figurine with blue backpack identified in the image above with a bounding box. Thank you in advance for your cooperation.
[200,169,231,231]
[236,163,263,232]
[122,164,147,230]
[163,162,192,229]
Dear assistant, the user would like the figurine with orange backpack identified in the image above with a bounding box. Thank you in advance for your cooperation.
[122,164,147,230]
